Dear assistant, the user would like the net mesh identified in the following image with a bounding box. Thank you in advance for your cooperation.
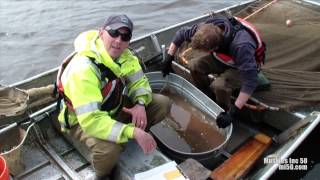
[180,0,320,111]
[238,0,320,110]
[0,86,28,117]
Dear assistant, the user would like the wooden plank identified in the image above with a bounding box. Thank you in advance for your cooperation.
[211,133,272,180]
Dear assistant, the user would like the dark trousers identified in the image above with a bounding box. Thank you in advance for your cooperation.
[188,54,241,109]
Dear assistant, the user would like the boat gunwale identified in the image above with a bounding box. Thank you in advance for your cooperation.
[4,0,320,178]
[254,112,320,179]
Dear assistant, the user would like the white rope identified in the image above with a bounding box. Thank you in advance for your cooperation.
[0,123,35,155]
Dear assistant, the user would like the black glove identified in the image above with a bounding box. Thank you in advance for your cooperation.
[216,105,241,128]
[161,54,174,77]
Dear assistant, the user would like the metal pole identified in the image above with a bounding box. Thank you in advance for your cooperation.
[0,103,57,135]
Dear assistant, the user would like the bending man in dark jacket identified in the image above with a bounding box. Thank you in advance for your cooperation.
[162,16,265,128]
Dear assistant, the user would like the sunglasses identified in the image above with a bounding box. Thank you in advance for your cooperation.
[106,29,132,42]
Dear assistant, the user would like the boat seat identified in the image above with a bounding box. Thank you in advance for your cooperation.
[211,133,272,180]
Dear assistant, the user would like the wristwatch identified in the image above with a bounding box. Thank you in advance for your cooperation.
[136,100,145,107]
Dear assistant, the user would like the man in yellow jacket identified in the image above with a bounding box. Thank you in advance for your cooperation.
[57,14,170,179]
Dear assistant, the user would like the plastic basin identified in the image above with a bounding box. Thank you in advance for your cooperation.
[0,155,9,180]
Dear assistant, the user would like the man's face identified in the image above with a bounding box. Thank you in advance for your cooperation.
[100,27,131,59]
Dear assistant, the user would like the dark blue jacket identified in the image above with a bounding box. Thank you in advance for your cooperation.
[172,17,258,94]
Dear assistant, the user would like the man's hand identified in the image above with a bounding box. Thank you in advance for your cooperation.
[122,104,147,130]
[133,128,157,154]
[216,105,241,128]
[161,54,174,77]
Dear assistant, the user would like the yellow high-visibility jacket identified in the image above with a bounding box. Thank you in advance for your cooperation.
[58,30,152,143]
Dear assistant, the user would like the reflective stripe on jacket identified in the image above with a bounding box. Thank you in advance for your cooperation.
[57,30,152,143]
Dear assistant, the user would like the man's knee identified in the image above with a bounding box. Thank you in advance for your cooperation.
[91,140,122,177]
[152,93,170,116]
[188,57,204,72]
[210,78,225,91]
[210,78,232,109]
[147,93,170,124]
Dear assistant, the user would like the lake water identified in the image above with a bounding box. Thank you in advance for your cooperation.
[0,0,243,85]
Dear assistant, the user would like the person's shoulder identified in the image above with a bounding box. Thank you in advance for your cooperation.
[123,49,138,59]
[205,15,229,24]
[233,30,256,47]
[68,55,97,74]
[118,49,140,64]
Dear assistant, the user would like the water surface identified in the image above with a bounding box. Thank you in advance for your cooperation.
[0,0,241,85]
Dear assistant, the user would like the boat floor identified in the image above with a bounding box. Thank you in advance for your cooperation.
[14,119,173,180]
[9,111,282,180]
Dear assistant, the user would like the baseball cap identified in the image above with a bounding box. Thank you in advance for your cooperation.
[103,14,133,33]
